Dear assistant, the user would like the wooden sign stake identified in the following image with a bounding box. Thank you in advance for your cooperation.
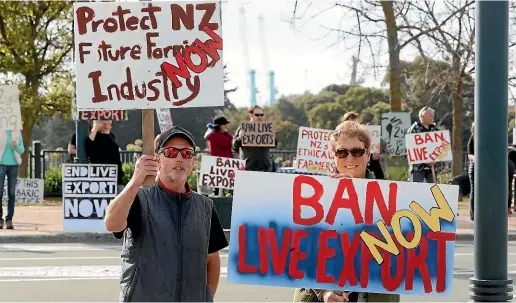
[142,109,155,186]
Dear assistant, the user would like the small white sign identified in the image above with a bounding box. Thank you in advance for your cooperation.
[295,126,336,175]
[156,108,173,132]
[1,178,44,203]
[405,130,452,165]
[62,164,118,232]
[0,85,23,130]
[366,125,381,154]
[381,112,411,156]
[199,155,245,190]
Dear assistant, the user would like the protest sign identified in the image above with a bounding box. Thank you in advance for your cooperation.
[295,126,335,175]
[366,125,381,154]
[406,130,452,165]
[156,108,173,132]
[73,1,224,110]
[0,85,23,130]
[62,164,118,232]
[513,128,516,145]
[228,171,459,296]
[79,110,128,121]
[199,155,245,190]
[381,112,411,156]
[0,178,44,203]
[240,122,275,147]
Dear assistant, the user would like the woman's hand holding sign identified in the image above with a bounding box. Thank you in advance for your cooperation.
[323,291,349,302]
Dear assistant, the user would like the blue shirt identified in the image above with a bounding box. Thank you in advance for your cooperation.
[1,130,24,165]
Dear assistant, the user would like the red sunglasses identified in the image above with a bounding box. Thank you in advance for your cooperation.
[158,147,194,159]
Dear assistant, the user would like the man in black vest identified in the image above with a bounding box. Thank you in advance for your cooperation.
[104,125,228,302]
[407,106,439,183]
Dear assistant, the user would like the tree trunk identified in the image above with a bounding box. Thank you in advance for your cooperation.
[452,53,464,177]
[381,1,402,111]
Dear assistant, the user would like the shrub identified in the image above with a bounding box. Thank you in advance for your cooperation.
[44,167,62,193]
[122,162,135,185]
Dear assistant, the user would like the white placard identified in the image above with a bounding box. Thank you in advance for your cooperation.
[156,108,173,132]
[295,126,336,175]
[62,164,118,232]
[366,125,381,154]
[381,112,411,156]
[74,1,224,109]
[405,130,452,165]
[1,178,44,203]
[199,155,245,190]
[513,128,516,146]
[0,85,23,130]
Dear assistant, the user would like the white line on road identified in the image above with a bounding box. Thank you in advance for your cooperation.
[0,266,228,279]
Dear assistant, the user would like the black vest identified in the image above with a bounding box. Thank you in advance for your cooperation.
[119,185,214,302]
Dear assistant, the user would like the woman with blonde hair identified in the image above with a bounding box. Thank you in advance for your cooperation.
[293,121,399,302]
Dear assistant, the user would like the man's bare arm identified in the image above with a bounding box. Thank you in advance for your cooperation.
[104,181,139,232]
[207,251,221,298]
[104,155,158,232]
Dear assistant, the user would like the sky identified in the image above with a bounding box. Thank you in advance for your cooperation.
[219,0,383,108]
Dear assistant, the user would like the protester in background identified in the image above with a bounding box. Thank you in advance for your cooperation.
[205,116,233,158]
[104,125,228,302]
[0,130,24,229]
[68,133,76,162]
[85,120,124,192]
[292,121,399,303]
[233,105,277,172]
[508,147,515,214]
[342,111,359,122]
[509,144,516,212]
[467,124,475,221]
[407,106,438,183]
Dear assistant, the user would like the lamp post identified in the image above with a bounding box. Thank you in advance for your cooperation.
[469,1,513,301]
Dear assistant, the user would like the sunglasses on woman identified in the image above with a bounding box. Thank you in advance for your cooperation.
[335,147,368,159]
[158,147,194,159]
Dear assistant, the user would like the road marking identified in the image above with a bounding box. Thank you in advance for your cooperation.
[0,244,120,252]
[0,265,228,279]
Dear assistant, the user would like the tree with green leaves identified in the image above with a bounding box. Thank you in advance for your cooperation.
[0,2,73,177]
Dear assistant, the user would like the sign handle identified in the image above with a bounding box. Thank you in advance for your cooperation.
[431,165,437,184]
[142,109,155,186]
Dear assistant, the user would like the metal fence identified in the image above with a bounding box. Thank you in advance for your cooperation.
[31,141,470,196]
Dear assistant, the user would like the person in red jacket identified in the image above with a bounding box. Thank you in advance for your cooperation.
[205,116,233,158]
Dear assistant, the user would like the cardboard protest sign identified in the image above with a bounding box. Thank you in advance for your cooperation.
[1,178,44,203]
[199,155,245,190]
[240,122,275,147]
[381,112,411,156]
[366,125,381,154]
[228,171,459,296]
[156,108,173,132]
[79,110,128,121]
[406,130,452,165]
[62,164,118,232]
[0,85,23,130]
[73,1,224,110]
[295,126,335,175]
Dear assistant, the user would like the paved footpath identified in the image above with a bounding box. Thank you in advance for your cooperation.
[2,202,516,242]
[0,242,514,301]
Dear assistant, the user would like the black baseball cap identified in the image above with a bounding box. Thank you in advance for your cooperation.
[157,125,196,151]
[213,116,230,125]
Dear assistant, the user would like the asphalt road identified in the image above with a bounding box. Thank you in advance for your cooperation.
[0,242,514,302]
